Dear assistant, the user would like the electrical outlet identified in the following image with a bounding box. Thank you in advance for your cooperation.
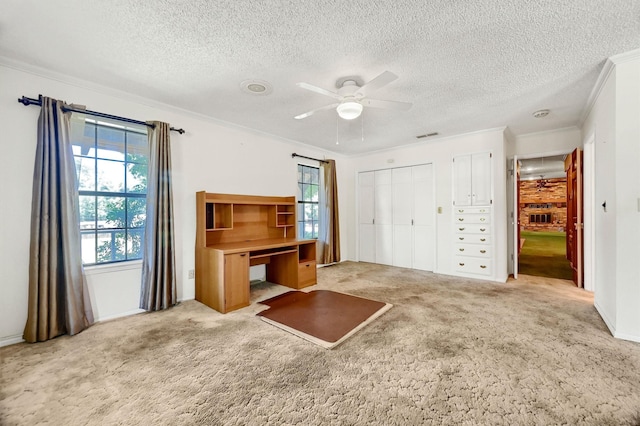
[188,269,195,279]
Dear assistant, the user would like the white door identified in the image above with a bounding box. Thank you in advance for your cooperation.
[472,152,492,206]
[412,164,435,271]
[375,169,393,265]
[358,171,376,263]
[392,167,413,268]
[453,154,472,206]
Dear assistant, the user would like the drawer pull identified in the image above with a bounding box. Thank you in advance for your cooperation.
[458,218,464,222]
[480,218,486,222]
[459,227,465,231]
[458,209,464,213]
[480,228,486,232]
[459,237,464,240]
[480,209,486,213]
[480,265,487,269]
[459,248,465,252]
[480,250,486,254]
[480,238,486,242]
[459,263,465,266]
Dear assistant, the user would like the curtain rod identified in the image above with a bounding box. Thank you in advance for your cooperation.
[18,95,186,135]
[291,153,329,164]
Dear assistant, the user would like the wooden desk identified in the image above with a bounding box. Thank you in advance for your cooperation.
[194,192,317,313]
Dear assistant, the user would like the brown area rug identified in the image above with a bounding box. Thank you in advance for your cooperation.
[257,290,392,348]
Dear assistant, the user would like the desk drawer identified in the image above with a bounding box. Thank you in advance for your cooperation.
[298,261,317,287]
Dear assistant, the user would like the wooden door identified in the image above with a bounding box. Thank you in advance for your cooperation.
[224,252,250,312]
[564,149,583,287]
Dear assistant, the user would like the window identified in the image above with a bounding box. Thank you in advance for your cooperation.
[71,117,148,265]
[297,164,319,239]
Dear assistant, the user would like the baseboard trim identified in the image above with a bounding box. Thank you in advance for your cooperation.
[594,301,616,337]
[0,334,25,348]
[95,308,145,323]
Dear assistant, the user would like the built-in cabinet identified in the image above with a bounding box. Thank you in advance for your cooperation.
[358,164,435,271]
[452,152,494,278]
[453,152,492,206]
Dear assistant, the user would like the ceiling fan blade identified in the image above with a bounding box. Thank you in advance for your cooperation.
[356,71,398,97]
[296,82,342,100]
[361,98,412,111]
[294,103,339,120]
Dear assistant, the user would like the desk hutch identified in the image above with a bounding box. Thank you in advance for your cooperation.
[195,192,317,313]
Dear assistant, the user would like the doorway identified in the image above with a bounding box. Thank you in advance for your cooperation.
[516,155,574,281]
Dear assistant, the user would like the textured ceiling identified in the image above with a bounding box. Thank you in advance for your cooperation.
[1,0,638,155]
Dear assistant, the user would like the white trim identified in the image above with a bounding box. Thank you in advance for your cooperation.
[348,127,507,158]
[579,59,615,126]
[594,300,616,336]
[1,56,346,161]
[613,331,640,343]
[0,335,25,348]
[515,125,580,140]
[84,260,142,275]
[95,308,145,323]
[577,47,640,127]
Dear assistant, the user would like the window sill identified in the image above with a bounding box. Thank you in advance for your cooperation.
[84,260,143,276]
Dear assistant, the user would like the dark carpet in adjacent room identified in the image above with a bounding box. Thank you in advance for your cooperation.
[257,290,392,348]
[519,230,573,280]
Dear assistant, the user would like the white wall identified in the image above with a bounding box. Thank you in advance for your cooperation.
[581,53,640,342]
[509,126,581,158]
[0,63,349,345]
[349,128,508,282]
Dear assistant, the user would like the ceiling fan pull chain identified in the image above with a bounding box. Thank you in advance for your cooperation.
[336,114,339,145]
[361,110,364,143]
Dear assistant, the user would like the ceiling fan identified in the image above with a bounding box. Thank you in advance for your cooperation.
[294,71,412,121]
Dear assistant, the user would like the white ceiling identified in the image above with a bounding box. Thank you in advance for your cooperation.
[1,1,638,155]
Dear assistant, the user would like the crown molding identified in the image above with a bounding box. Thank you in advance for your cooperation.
[579,48,640,125]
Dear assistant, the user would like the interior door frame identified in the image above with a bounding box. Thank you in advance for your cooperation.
[508,150,572,279]
[507,156,518,278]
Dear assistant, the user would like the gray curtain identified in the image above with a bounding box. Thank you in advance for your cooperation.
[23,97,94,343]
[318,159,341,264]
[140,121,176,311]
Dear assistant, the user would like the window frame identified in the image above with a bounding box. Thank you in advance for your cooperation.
[72,117,149,266]
[297,164,321,240]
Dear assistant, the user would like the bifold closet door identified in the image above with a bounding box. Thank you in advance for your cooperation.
[392,167,413,268]
[374,169,393,265]
[358,171,376,263]
[412,164,435,271]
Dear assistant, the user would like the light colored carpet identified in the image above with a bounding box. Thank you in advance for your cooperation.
[1,262,639,425]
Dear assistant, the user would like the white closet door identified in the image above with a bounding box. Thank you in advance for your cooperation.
[375,170,393,265]
[392,167,413,268]
[412,164,435,271]
[358,171,376,263]
[453,154,472,206]
[471,152,492,206]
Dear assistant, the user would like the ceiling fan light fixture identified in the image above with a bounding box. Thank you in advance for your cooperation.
[337,101,363,120]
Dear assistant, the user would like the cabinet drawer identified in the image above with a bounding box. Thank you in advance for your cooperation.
[455,244,491,258]
[455,224,491,234]
[455,234,491,244]
[455,214,490,224]
[298,261,317,287]
[455,207,490,215]
[454,257,492,276]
